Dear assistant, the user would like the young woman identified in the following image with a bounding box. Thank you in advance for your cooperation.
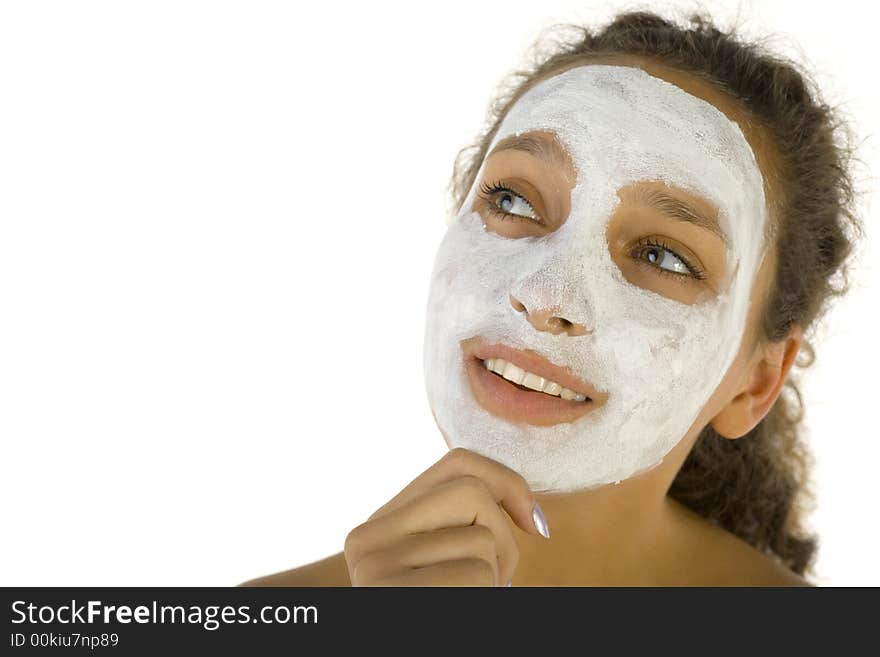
[243,11,859,587]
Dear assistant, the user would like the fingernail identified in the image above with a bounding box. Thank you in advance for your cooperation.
[532,502,550,539]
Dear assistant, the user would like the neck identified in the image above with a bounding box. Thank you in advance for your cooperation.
[511,471,675,586]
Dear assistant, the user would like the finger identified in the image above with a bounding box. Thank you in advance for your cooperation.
[370,558,497,587]
[351,525,500,586]
[349,475,519,583]
[369,447,543,538]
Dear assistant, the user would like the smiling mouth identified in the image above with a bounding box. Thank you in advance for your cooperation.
[459,336,607,426]
[465,355,598,426]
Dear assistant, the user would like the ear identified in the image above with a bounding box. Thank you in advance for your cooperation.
[711,325,803,439]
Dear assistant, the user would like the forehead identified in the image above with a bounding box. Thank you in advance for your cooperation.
[486,64,768,249]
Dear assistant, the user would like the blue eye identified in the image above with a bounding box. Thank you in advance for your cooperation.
[478,180,544,225]
[643,245,690,274]
[632,238,706,280]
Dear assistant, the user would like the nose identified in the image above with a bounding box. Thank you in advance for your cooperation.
[509,293,589,336]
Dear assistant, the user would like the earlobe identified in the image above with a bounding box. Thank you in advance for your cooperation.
[711,326,803,439]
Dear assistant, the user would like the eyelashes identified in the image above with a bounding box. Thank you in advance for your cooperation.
[629,237,707,280]
[477,180,545,225]
[476,179,707,282]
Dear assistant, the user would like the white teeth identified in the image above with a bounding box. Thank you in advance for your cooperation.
[482,358,588,402]
[502,362,525,385]
[521,372,546,392]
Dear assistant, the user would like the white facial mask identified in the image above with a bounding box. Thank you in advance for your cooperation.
[423,65,768,493]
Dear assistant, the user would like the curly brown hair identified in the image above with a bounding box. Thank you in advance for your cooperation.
[447,11,862,577]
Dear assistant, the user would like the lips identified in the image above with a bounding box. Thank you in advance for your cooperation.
[461,337,608,426]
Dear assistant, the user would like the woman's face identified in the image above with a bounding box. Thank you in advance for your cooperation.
[423,62,774,493]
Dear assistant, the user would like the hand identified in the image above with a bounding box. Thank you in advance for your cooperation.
[343,447,549,587]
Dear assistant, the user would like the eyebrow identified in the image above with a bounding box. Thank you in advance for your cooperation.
[633,187,728,245]
[487,133,573,171]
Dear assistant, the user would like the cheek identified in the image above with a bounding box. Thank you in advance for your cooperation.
[587,277,741,415]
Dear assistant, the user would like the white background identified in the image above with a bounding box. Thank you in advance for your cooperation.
[1,0,876,586]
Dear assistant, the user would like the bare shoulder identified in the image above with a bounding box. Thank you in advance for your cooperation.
[239,552,351,587]
[666,499,813,587]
